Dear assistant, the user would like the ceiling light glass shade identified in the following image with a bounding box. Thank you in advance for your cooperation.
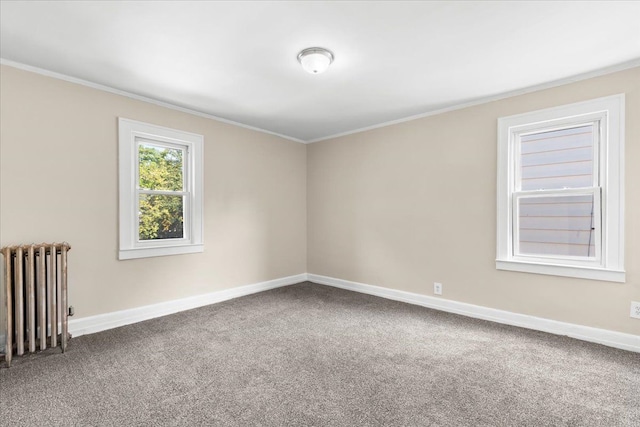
[297,47,334,74]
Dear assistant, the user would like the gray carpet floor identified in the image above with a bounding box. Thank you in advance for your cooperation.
[0,282,638,426]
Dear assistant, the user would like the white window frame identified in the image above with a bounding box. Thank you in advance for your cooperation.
[118,118,204,260]
[496,95,624,282]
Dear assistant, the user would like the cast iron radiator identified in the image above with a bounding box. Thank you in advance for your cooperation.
[1,243,71,367]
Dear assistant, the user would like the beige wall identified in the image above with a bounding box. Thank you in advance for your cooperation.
[308,67,640,335]
[2,63,638,337]
[0,65,307,321]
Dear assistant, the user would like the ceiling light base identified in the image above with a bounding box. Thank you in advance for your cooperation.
[297,47,334,74]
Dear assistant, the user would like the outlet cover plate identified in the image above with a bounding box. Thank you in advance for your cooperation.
[434,282,443,296]
[631,301,640,319]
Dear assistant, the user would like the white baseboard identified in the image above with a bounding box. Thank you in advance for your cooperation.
[4,272,637,354]
[68,273,308,337]
[307,273,640,353]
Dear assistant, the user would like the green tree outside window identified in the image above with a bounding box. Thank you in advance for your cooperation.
[138,144,185,240]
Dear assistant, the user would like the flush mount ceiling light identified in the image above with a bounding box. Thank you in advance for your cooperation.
[297,47,334,74]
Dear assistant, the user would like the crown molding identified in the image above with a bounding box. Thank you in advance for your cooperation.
[306,58,640,143]
[2,57,639,145]
[0,58,306,144]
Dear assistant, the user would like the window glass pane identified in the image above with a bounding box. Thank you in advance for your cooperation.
[520,125,593,190]
[138,142,184,191]
[139,194,184,240]
[518,194,595,258]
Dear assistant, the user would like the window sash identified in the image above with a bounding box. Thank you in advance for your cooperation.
[135,194,190,245]
[137,137,187,192]
[511,187,602,267]
[508,117,603,268]
[134,139,192,247]
[513,121,600,192]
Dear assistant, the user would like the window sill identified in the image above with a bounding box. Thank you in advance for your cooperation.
[496,259,625,283]
[119,244,204,260]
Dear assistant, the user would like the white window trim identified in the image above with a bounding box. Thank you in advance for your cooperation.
[496,95,624,282]
[118,118,204,260]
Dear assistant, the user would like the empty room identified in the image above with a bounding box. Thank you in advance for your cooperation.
[0,1,638,426]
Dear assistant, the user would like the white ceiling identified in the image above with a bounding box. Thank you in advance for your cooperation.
[1,1,639,143]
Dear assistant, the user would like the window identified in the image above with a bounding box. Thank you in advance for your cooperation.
[496,95,624,282]
[118,118,203,260]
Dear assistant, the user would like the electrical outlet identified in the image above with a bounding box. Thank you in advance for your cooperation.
[434,282,443,296]
[631,302,640,319]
